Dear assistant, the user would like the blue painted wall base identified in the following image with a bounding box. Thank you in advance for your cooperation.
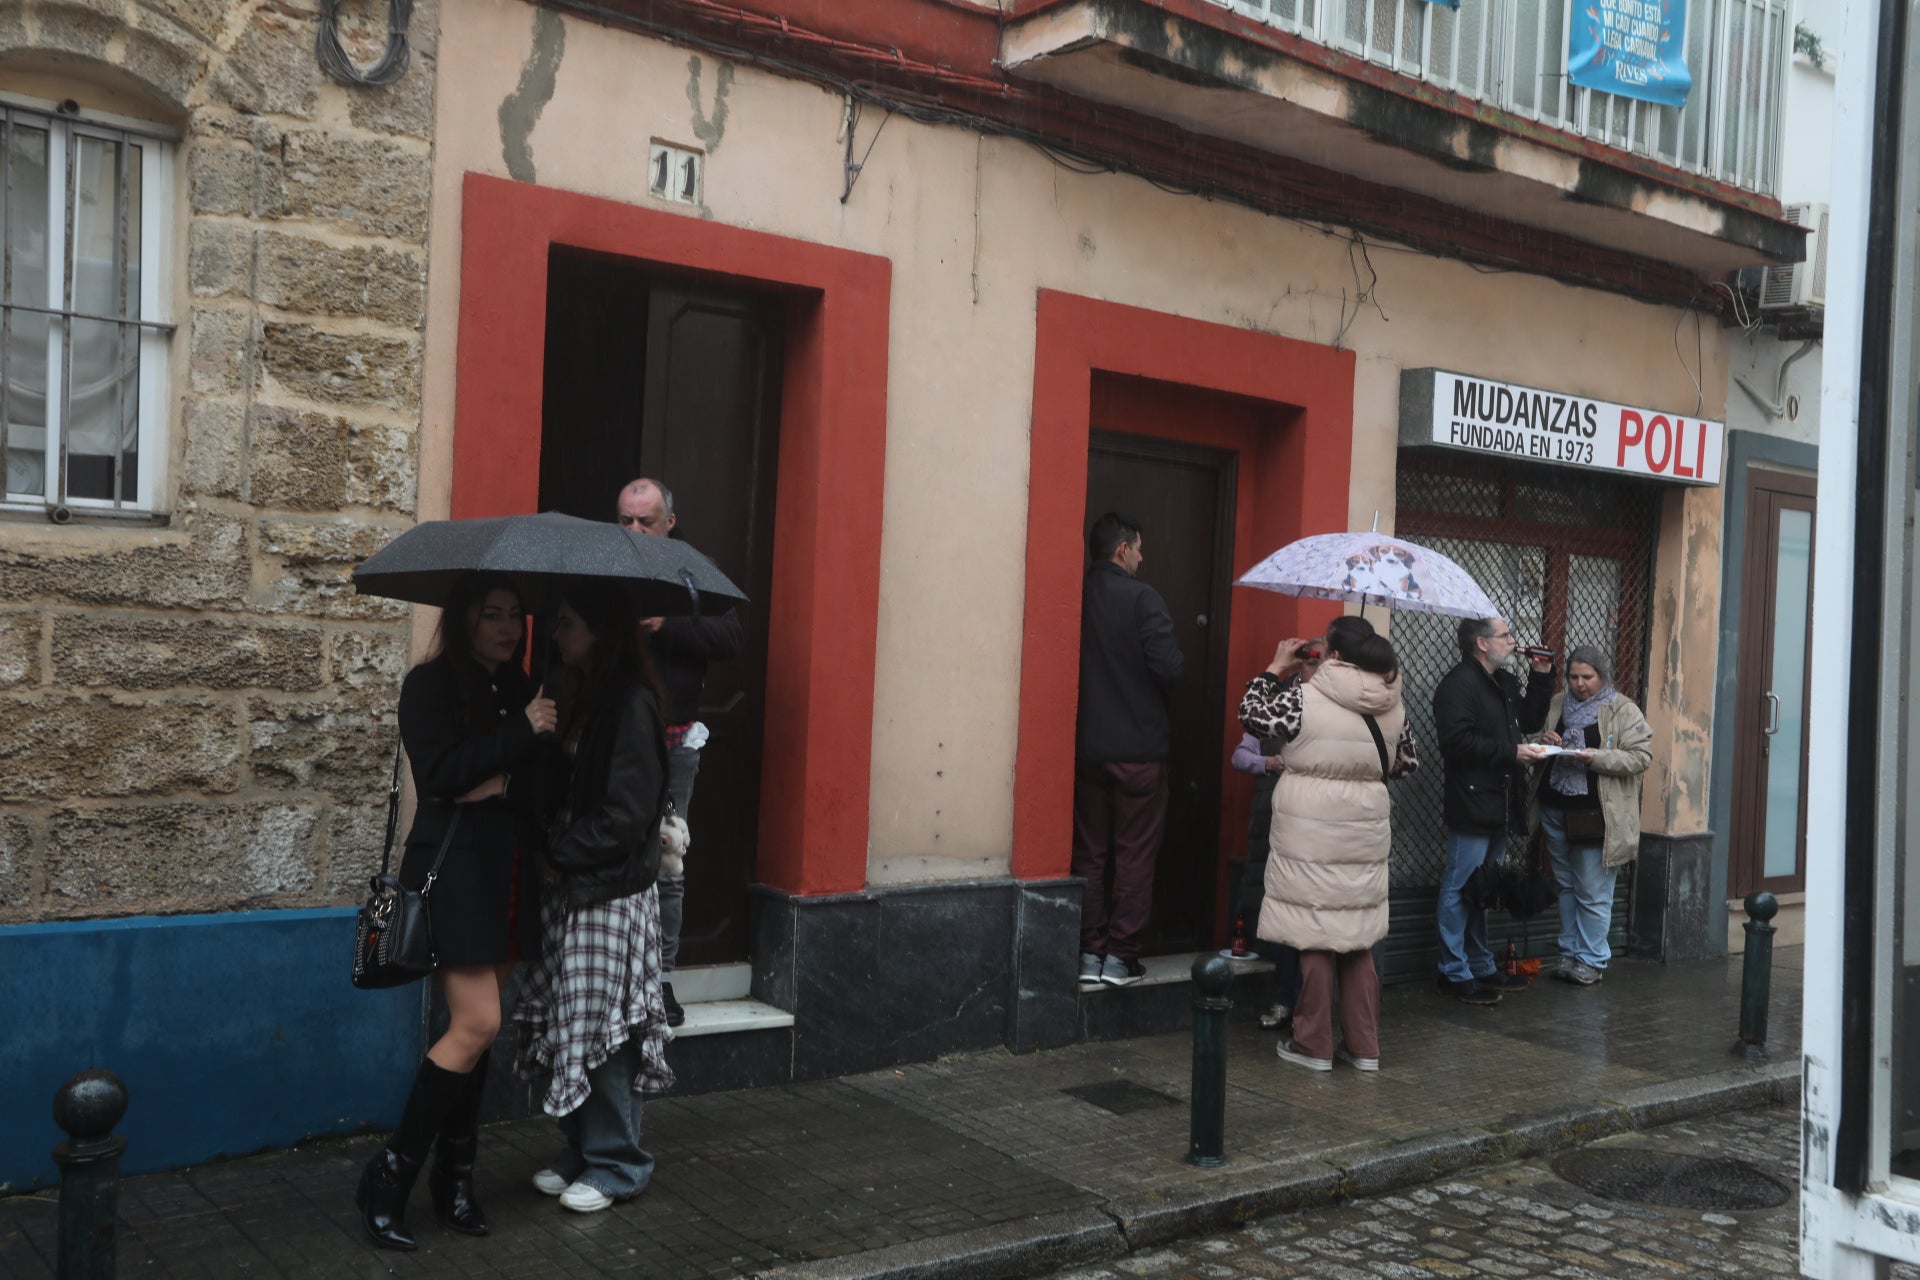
[1,908,423,1192]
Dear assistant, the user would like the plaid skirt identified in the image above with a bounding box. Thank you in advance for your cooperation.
[512,884,676,1117]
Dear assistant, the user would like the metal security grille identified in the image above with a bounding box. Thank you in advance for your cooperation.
[1388,453,1660,886]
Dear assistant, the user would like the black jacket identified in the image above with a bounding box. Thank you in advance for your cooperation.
[1075,561,1184,762]
[396,655,548,965]
[398,656,545,846]
[1430,657,1554,835]
[649,609,743,725]
[548,678,670,907]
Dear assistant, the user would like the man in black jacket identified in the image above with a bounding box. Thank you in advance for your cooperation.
[1431,616,1553,1006]
[617,477,745,1026]
[1073,512,1185,989]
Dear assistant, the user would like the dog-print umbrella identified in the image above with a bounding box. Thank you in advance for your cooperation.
[1235,531,1497,619]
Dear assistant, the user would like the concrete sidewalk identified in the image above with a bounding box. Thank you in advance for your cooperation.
[0,947,1802,1280]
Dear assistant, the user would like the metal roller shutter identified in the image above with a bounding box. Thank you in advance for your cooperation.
[1379,453,1660,983]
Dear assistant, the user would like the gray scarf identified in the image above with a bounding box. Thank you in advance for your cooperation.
[1549,686,1614,797]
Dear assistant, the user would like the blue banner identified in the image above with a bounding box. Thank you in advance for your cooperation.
[1569,0,1693,108]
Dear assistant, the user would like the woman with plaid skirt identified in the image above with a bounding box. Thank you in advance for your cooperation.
[515,580,679,1214]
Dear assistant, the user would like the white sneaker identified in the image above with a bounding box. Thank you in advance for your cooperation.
[1275,1039,1332,1072]
[1077,952,1103,989]
[559,1181,615,1213]
[1258,1003,1291,1029]
[531,1168,569,1196]
[1335,1046,1380,1072]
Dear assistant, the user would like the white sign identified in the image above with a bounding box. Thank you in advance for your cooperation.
[1423,370,1723,486]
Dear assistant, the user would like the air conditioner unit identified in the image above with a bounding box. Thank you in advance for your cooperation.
[1759,202,1828,311]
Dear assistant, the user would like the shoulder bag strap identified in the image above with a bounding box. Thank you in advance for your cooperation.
[379,736,462,893]
[1361,714,1391,782]
[419,808,463,898]
[378,739,403,877]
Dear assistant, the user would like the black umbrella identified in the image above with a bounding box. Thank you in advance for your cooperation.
[350,511,747,616]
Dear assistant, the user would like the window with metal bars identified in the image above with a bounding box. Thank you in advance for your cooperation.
[1,98,172,515]
[1388,453,1661,886]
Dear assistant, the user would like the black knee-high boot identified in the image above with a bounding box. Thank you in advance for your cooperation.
[430,1050,491,1236]
[356,1058,470,1251]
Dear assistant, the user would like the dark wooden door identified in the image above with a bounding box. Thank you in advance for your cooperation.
[1084,430,1236,955]
[639,282,782,966]
[539,250,649,506]
[1729,467,1817,897]
[538,251,783,965]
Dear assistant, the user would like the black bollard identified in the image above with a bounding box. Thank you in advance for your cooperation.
[52,1069,128,1280]
[1733,891,1778,1062]
[1188,954,1232,1167]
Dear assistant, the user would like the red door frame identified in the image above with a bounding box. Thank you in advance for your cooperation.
[1012,290,1356,887]
[452,173,891,895]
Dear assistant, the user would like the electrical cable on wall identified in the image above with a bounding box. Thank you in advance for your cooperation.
[840,99,893,203]
[317,0,415,87]
[537,0,1731,315]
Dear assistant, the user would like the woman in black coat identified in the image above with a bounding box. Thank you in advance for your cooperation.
[357,573,557,1251]
[515,579,677,1214]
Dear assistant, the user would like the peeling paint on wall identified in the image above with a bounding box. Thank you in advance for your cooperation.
[687,56,734,154]
[1642,484,1722,835]
[498,8,566,184]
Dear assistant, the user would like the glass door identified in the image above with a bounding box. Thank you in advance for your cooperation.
[1729,468,1817,896]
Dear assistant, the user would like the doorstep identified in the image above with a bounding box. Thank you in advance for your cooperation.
[669,961,794,1039]
[1074,949,1277,1045]
[661,961,794,1095]
[675,998,794,1039]
[1078,949,1272,993]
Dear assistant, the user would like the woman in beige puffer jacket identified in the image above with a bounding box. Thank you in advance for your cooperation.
[1238,616,1417,1074]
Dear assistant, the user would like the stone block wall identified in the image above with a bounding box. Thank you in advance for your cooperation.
[0,0,438,922]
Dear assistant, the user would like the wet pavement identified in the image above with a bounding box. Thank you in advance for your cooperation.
[1042,1104,1919,1280]
[0,947,1803,1280]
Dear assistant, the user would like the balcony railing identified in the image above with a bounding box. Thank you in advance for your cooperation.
[1207,0,1787,196]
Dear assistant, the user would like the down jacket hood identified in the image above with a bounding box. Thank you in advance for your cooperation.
[1308,658,1403,717]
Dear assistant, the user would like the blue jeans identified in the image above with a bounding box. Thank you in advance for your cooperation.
[659,743,700,975]
[1438,829,1503,983]
[550,1041,656,1199]
[1541,805,1616,969]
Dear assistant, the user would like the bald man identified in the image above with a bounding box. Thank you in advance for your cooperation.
[616,478,744,1027]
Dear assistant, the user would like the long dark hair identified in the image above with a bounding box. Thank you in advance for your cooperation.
[1325,614,1400,683]
[425,572,529,729]
[555,579,670,736]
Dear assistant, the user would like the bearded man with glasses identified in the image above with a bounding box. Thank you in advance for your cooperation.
[1429,616,1554,1005]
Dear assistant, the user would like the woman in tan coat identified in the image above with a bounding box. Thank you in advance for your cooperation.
[1527,645,1653,986]
[1238,616,1417,1073]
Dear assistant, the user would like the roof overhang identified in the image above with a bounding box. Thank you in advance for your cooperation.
[1001,0,1804,274]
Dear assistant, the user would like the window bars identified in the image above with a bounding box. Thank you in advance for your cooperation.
[1,104,170,514]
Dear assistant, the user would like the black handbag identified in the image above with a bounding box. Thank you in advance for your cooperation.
[1562,806,1608,843]
[1461,842,1558,920]
[351,745,461,990]
[1502,849,1560,920]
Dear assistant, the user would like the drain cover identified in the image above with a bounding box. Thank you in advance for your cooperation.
[1551,1149,1790,1211]
[1062,1080,1181,1115]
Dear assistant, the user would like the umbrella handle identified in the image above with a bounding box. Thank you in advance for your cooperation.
[680,568,702,617]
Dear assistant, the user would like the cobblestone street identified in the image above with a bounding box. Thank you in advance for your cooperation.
[1048,1105,1910,1280]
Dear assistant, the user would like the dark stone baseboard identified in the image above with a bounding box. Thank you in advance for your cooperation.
[750,877,1084,1080]
[751,878,1289,1076]
[453,874,1253,1110]
[1631,832,1714,962]
[660,1026,795,1097]
[1077,966,1277,1043]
